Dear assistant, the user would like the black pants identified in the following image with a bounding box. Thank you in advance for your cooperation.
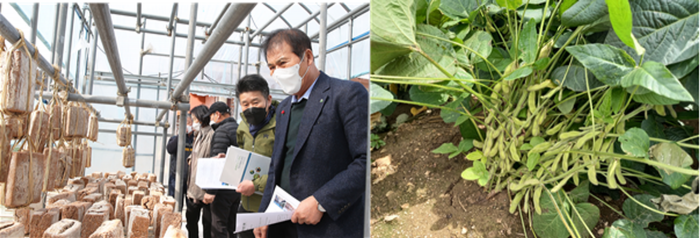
[267,221,298,238]
[236,205,255,238]
[210,191,241,238]
[186,197,212,238]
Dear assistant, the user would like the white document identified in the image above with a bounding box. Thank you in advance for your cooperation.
[195,158,237,190]
[220,146,271,188]
[234,186,300,233]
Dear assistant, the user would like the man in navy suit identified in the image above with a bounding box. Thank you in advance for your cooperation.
[253,28,367,238]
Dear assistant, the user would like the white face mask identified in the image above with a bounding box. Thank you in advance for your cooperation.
[272,53,310,95]
[210,120,216,126]
[186,125,192,134]
[192,122,201,131]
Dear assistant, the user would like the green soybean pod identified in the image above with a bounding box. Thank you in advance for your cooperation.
[528,91,537,114]
[588,166,599,185]
[551,173,573,193]
[614,160,627,185]
[533,186,543,214]
[509,189,527,214]
[546,121,565,135]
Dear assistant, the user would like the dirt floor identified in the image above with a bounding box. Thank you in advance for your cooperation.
[370,109,532,238]
[370,107,632,238]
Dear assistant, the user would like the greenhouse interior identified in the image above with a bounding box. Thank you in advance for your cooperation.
[0,2,369,237]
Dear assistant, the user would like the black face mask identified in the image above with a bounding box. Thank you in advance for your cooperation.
[243,107,267,126]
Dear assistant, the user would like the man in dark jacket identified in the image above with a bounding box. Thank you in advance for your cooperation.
[166,114,194,210]
[204,101,241,238]
[254,29,367,238]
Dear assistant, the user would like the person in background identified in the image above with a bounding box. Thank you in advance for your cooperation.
[253,28,367,238]
[233,74,279,238]
[204,101,240,237]
[186,105,215,238]
[167,113,194,211]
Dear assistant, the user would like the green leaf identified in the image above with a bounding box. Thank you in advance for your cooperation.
[439,0,482,20]
[556,93,577,114]
[680,69,699,105]
[520,143,534,151]
[641,115,666,143]
[370,0,418,71]
[466,150,484,161]
[432,142,459,154]
[572,203,601,238]
[561,0,608,27]
[454,114,470,127]
[605,0,644,55]
[463,30,493,64]
[649,142,693,189]
[533,191,570,238]
[565,44,636,86]
[496,0,521,11]
[619,128,650,158]
[519,19,538,64]
[504,66,534,81]
[622,194,664,228]
[644,230,668,238]
[377,24,457,81]
[559,0,578,17]
[440,94,470,123]
[610,87,627,114]
[533,57,550,70]
[569,180,590,203]
[603,219,647,238]
[458,139,474,152]
[449,151,461,159]
[530,137,545,146]
[604,0,699,66]
[621,61,694,102]
[632,93,680,106]
[516,4,552,22]
[668,56,699,80]
[552,64,605,92]
[370,83,394,114]
[461,161,489,186]
[675,214,699,238]
[409,85,450,105]
[527,152,540,171]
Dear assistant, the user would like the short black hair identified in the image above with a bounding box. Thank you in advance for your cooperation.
[236,74,270,99]
[261,28,312,62]
[190,105,210,126]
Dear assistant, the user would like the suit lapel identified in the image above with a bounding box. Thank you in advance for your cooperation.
[292,73,330,163]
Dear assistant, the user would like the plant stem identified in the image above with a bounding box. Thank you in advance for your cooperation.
[416,33,504,77]
[605,134,700,149]
[369,78,465,93]
[618,186,679,217]
[589,194,629,220]
[567,150,699,175]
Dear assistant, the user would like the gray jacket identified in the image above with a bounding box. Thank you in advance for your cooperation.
[186,125,214,201]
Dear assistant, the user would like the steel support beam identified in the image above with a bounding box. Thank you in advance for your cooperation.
[174,108,187,211]
[0,13,98,115]
[205,3,229,36]
[112,25,257,47]
[87,27,98,95]
[89,3,133,119]
[99,129,164,137]
[318,3,328,71]
[99,117,168,127]
[73,3,92,36]
[144,52,254,66]
[295,3,337,28]
[251,3,294,38]
[109,9,271,36]
[38,91,189,111]
[167,4,178,34]
[170,3,256,103]
[53,3,68,69]
[136,3,142,31]
[65,4,76,82]
[263,3,292,28]
[29,3,38,45]
[309,4,369,40]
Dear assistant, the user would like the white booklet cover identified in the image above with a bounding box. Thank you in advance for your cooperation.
[220,146,271,188]
[195,158,237,190]
[235,186,300,233]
